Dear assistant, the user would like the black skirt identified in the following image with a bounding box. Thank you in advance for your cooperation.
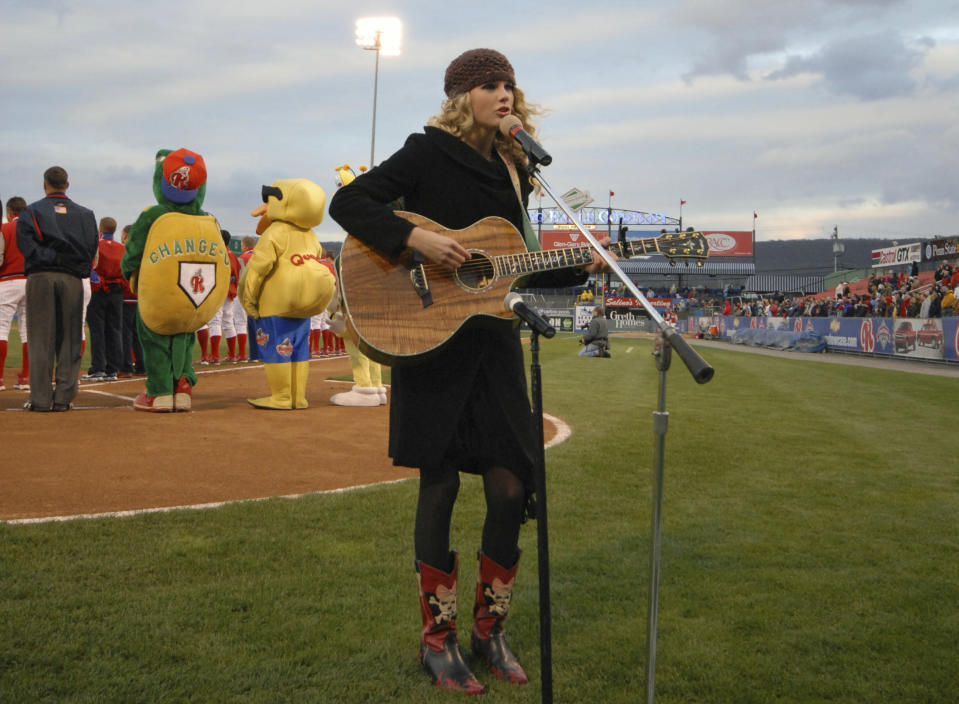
[388,324,536,490]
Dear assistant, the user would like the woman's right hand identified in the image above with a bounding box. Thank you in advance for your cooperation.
[406,226,469,270]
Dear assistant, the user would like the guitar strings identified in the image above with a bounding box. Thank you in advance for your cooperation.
[417,254,573,276]
[413,236,705,277]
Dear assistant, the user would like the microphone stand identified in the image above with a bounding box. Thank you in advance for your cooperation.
[524,158,714,704]
[528,325,554,704]
[507,300,557,703]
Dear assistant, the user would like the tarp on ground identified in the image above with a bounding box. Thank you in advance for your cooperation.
[727,327,826,352]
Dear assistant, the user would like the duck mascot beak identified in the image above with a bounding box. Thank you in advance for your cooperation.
[250,203,271,235]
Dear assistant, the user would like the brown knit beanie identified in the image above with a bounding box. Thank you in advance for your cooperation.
[443,48,516,98]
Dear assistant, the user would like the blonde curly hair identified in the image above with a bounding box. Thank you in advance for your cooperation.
[427,86,543,172]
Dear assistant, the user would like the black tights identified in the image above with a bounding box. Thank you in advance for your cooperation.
[414,466,526,571]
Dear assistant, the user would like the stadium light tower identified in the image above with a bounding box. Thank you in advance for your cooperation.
[355,17,402,168]
[832,225,844,272]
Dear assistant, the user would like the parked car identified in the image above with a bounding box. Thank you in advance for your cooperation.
[894,321,917,352]
[917,320,943,349]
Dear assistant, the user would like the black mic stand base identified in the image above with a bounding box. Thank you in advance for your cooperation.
[645,328,671,704]
[528,329,554,704]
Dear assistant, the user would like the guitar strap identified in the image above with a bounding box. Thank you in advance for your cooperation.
[497,148,541,253]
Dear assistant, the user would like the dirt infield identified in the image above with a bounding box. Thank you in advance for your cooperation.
[1,357,562,522]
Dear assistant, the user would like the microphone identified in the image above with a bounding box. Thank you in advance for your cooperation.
[499,115,552,167]
[505,292,555,338]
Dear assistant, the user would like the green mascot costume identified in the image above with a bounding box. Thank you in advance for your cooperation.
[121,148,229,412]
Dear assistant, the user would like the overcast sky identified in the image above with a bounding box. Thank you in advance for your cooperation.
[2,0,957,242]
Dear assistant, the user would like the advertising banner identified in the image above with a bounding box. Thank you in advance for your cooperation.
[539,227,755,257]
[702,231,753,257]
[717,315,958,362]
[574,304,594,331]
[606,296,674,312]
[923,238,959,262]
[537,308,577,334]
[871,243,922,268]
[606,307,657,333]
[573,304,670,333]
[538,228,662,251]
[942,318,959,362]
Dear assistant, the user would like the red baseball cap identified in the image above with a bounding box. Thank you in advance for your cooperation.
[161,148,207,203]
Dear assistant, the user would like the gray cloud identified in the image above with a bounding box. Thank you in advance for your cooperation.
[676,0,911,85]
[766,30,933,100]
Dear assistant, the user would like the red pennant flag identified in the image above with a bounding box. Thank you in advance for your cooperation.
[609,190,615,197]
[753,212,758,219]
[680,199,686,205]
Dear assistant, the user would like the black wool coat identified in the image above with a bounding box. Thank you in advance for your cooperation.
[329,127,585,479]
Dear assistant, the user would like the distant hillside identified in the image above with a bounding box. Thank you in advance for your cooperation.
[754,238,905,275]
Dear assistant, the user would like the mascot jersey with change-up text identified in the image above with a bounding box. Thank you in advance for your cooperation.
[121,148,229,411]
[239,178,335,409]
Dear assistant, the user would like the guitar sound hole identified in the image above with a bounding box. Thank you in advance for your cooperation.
[455,252,496,292]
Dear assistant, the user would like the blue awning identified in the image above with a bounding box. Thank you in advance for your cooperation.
[617,260,756,275]
[745,274,826,293]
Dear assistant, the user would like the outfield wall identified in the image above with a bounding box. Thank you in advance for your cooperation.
[704,315,959,363]
[528,298,959,365]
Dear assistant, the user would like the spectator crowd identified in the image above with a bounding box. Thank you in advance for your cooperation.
[720,265,959,319]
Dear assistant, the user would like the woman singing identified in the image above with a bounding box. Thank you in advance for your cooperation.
[329,48,610,694]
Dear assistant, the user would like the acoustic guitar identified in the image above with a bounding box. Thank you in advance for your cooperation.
[339,211,708,366]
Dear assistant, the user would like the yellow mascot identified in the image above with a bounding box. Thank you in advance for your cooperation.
[328,164,388,407]
[239,179,336,409]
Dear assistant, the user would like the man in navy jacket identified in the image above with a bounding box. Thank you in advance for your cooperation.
[16,165,98,411]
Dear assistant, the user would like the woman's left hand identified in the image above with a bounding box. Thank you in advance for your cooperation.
[583,233,616,275]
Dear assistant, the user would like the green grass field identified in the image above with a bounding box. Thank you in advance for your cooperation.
[2,335,957,703]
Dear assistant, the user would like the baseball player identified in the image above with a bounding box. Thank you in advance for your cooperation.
[238,235,257,362]
[0,196,30,390]
[204,230,242,363]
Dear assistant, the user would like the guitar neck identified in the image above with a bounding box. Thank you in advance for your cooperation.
[494,235,682,277]
[495,246,593,277]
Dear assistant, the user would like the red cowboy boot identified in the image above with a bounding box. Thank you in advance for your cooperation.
[417,553,485,695]
[471,550,528,684]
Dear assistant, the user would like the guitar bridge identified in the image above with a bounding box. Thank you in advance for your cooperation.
[409,255,433,308]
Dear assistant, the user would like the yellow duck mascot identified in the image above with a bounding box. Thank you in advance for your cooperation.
[239,179,336,409]
[328,164,388,407]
